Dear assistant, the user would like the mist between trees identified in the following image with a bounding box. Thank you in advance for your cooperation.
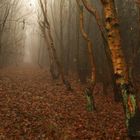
[0,0,140,138]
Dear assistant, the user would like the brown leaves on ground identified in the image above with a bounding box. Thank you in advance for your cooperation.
[0,67,131,140]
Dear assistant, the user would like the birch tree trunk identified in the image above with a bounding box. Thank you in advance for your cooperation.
[60,0,65,67]
[81,0,119,98]
[101,0,140,137]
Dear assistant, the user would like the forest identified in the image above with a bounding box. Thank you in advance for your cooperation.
[0,0,140,139]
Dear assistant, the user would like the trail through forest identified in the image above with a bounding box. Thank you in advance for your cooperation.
[0,66,134,140]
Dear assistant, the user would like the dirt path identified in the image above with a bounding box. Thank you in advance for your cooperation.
[0,67,129,140]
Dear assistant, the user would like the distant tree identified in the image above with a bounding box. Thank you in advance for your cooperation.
[38,0,72,91]
[60,0,65,68]
[0,2,10,55]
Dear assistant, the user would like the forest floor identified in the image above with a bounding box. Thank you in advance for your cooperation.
[0,66,139,140]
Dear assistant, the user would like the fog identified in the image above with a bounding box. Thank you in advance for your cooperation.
[0,0,140,139]
[1,0,139,75]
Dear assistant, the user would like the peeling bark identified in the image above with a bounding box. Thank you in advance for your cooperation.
[101,0,140,137]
